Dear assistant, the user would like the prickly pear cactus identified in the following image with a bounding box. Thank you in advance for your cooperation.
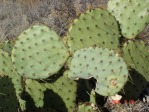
[0,76,18,112]
[0,49,6,76]
[121,69,147,100]
[0,49,26,111]
[76,90,99,112]
[77,103,99,112]
[25,79,47,108]
[122,40,149,81]
[44,71,77,112]
[108,0,149,39]
[66,8,120,54]
[0,40,15,53]
[25,71,77,112]
[68,47,128,96]
[11,25,69,79]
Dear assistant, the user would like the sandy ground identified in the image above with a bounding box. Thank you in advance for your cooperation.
[0,0,107,40]
[0,0,148,44]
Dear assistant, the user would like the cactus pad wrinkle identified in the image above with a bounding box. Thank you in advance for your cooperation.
[68,47,128,96]
[108,0,149,39]
[0,49,26,111]
[66,8,120,54]
[122,40,149,81]
[11,25,69,79]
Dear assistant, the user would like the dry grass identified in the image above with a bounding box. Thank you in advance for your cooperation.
[0,0,108,41]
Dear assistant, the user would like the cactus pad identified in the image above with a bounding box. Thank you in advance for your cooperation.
[122,40,149,81]
[108,0,149,39]
[11,25,69,79]
[0,76,18,112]
[0,49,26,111]
[25,71,77,112]
[25,79,46,108]
[0,40,15,54]
[68,47,128,96]
[44,71,77,112]
[0,49,6,76]
[66,8,120,54]
[77,103,98,112]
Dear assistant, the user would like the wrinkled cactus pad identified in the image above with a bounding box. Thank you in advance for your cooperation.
[68,47,128,96]
[66,8,120,54]
[108,0,149,39]
[11,25,69,79]
[122,40,149,81]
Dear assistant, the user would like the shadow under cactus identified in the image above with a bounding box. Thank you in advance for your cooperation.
[77,79,91,103]
[119,69,148,101]
[22,90,66,112]
[43,90,68,112]
[0,76,19,112]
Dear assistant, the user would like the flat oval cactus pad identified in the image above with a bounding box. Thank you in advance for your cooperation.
[12,25,69,79]
[68,47,128,96]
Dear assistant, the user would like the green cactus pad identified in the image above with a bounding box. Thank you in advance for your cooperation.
[25,79,46,108]
[25,71,77,112]
[77,103,98,112]
[0,40,15,53]
[68,47,128,96]
[122,40,149,81]
[44,71,77,112]
[11,25,69,79]
[0,76,18,112]
[0,49,26,111]
[66,8,120,54]
[0,49,6,76]
[108,0,149,39]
